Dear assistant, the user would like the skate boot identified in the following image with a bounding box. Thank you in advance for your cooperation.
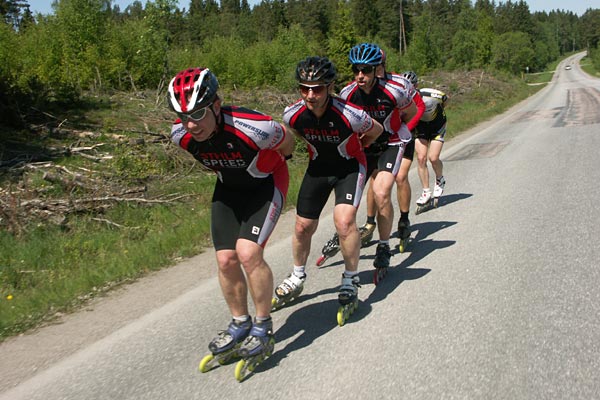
[373,242,392,284]
[316,232,340,266]
[415,189,432,215]
[271,273,305,310]
[433,176,445,207]
[359,222,376,247]
[235,318,275,381]
[397,219,411,254]
[199,318,252,373]
[337,274,360,326]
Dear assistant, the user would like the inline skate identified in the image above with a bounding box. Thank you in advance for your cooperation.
[337,274,360,326]
[373,242,392,284]
[415,188,434,215]
[358,222,376,247]
[315,233,340,266]
[432,176,445,208]
[199,318,252,373]
[271,273,305,310]
[234,319,275,382]
[397,219,411,253]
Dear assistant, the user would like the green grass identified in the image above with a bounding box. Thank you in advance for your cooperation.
[0,68,547,341]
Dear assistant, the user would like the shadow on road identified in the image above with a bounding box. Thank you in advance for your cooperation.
[257,194,471,375]
[259,296,372,372]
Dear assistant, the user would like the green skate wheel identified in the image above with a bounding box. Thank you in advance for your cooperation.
[337,306,345,326]
[199,354,214,373]
[398,238,407,253]
[234,359,247,382]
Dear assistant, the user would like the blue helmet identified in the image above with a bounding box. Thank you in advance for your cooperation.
[348,43,383,65]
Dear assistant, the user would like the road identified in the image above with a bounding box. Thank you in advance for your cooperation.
[1,52,599,399]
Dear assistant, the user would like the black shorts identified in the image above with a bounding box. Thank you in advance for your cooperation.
[366,143,406,178]
[415,121,447,142]
[296,169,366,220]
[403,139,415,161]
[211,177,286,250]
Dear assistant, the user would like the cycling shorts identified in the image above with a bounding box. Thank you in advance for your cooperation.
[211,176,287,250]
[296,169,366,220]
[415,121,447,142]
[366,143,406,178]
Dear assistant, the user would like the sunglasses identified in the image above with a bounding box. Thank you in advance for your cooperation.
[351,65,375,74]
[298,84,328,96]
[177,104,212,123]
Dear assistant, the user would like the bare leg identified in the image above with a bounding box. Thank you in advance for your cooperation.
[333,204,360,272]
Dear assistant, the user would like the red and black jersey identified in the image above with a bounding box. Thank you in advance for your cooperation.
[171,106,286,188]
[283,96,374,176]
[339,77,413,145]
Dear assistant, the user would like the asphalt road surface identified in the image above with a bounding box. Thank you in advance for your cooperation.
[1,52,599,400]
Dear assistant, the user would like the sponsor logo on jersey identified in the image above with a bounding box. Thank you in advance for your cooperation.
[200,151,246,168]
[234,119,269,140]
[303,128,341,143]
[252,226,261,235]
[346,193,353,200]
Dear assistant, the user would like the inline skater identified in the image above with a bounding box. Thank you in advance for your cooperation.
[339,43,417,282]
[408,71,448,213]
[167,67,294,380]
[374,51,425,252]
[274,56,382,325]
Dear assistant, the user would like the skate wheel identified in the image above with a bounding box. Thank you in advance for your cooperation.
[398,238,407,253]
[234,359,247,382]
[271,297,279,309]
[433,198,439,208]
[316,254,327,266]
[337,306,346,326]
[373,269,379,285]
[199,354,214,373]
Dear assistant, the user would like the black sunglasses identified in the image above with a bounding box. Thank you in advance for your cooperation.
[351,65,375,74]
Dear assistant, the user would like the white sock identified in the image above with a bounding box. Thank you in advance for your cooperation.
[293,265,306,278]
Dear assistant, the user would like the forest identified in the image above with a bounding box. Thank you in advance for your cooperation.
[1,0,600,129]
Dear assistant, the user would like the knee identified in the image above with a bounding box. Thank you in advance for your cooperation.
[236,246,264,272]
[295,220,316,239]
[429,155,440,164]
[216,252,239,273]
[334,218,356,240]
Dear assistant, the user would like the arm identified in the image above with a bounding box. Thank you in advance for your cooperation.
[406,92,426,132]
[399,101,418,125]
[274,125,295,159]
[360,119,383,148]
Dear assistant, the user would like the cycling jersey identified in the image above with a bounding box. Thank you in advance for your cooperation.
[339,77,413,146]
[171,106,287,188]
[283,96,373,175]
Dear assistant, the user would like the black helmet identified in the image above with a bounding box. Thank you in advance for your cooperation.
[295,56,336,84]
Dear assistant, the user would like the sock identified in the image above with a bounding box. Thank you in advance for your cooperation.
[293,265,306,278]
[255,316,271,323]
[366,215,376,225]
[400,211,409,221]
[233,315,250,323]
[379,240,390,245]
[343,270,358,278]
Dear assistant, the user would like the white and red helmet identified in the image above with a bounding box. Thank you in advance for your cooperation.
[167,67,219,113]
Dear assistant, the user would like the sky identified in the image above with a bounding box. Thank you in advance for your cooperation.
[25,0,600,17]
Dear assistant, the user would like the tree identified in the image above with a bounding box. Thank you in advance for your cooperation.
[491,31,534,74]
